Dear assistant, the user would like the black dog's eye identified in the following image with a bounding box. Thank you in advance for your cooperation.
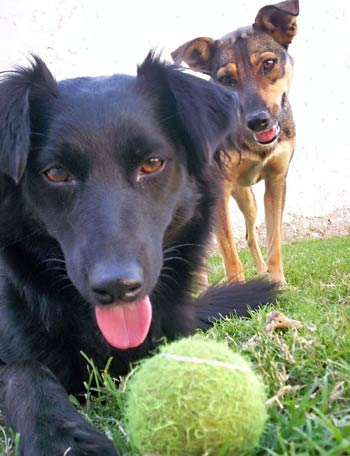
[44,166,72,183]
[218,75,237,87]
[262,58,277,73]
[139,157,164,175]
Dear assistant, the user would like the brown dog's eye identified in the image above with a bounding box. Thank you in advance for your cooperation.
[140,157,164,175]
[218,75,237,87]
[44,166,71,183]
[262,58,277,73]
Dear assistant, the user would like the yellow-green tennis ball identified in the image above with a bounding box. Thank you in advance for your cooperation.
[125,336,267,455]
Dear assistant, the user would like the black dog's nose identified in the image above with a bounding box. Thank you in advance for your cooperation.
[246,112,270,132]
[90,263,143,304]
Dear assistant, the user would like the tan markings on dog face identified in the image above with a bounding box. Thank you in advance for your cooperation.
[253,54,293,113]
[215,33,289,85]
[250,51,277,68]
[214,32,294,130]
[216,63,239,87]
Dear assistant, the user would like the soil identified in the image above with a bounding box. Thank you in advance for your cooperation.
[235,208,350,249]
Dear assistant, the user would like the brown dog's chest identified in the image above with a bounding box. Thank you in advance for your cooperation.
[225,139,295,187]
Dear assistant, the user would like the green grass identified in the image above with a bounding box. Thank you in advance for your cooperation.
[1,236,350,455]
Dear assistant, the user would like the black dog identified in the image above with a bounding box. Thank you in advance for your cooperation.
[0,53,275,455]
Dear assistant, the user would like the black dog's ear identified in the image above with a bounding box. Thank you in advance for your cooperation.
[0,56,58,183]
[137,52,239,177]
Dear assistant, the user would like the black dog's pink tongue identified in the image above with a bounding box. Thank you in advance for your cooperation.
[95,297,152,350]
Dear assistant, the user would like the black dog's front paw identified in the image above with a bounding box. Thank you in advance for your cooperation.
[19,419,119,456]
[61,420,119,456]
[0,363,120,455]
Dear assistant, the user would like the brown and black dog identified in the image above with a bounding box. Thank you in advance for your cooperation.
[172,0,299,284]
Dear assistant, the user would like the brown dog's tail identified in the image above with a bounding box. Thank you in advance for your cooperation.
[196,279,277,330]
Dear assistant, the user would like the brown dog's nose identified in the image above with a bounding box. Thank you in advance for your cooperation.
[246,112,270,132]
[90,263,143,304]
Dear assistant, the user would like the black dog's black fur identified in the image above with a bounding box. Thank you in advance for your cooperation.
[0,53,275,455]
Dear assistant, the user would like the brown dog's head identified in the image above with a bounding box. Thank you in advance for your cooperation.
[172,0,299,153]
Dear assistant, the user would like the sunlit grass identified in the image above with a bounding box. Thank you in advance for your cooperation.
[1,236,349,455]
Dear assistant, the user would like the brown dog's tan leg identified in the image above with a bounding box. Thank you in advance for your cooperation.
[264,140,294,284]
[264,174,285,283]
[232,185,268,276]
[216,184,245,282]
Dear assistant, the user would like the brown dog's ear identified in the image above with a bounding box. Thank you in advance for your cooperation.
[254,0,299,48]
[171,37,216,75]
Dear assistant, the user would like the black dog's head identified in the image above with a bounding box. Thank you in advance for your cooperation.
[0,53,238,349]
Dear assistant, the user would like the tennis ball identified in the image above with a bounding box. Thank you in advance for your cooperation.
[125,336,267,455]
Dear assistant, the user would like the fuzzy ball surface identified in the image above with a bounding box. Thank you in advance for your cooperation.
[125,336,267,455]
